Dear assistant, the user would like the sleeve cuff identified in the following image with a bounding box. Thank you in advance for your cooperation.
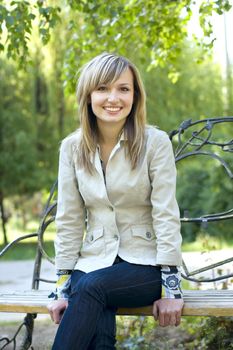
[48,272,72,300]
[161,265,183,299]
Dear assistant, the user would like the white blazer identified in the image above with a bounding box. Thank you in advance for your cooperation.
[55,126,182,273]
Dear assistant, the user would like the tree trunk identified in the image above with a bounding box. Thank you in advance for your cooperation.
[0,191,8,245]
[57,74,65,139]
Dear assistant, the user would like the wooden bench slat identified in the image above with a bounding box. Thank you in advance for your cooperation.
[0,290,233,317]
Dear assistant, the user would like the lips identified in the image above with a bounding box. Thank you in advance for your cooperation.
[103,107,122,112]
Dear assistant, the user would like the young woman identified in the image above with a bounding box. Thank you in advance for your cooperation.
[48,52,183,350]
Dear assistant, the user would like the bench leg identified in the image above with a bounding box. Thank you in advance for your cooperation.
[0,313,36,350]
[19,313,36,350]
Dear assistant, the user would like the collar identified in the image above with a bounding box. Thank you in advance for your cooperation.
[97,130,127,149]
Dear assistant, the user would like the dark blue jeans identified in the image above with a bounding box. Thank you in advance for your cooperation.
[52,258,161,350]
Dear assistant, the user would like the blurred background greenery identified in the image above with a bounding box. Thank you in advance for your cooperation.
[0,0,232,250]
[0,1,233,349]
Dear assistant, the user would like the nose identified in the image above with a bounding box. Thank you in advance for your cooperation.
[107,90,119,103]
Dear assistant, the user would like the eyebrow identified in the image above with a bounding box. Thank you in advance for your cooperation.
[118,83,132,86]
[98,82,132,87]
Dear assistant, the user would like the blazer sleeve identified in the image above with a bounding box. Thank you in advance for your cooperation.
[54,138,86,270]
[149,132,182,266]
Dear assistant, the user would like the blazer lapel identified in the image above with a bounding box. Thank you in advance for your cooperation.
[93,149,113,205]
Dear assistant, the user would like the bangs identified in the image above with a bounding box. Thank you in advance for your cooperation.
[77,53,133,103]
[88,54,130,90]
[76,52,146,173]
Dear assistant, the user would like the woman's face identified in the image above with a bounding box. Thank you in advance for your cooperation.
[90,68,134,127]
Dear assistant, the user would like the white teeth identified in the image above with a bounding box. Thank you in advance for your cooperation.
[104,107,121,112]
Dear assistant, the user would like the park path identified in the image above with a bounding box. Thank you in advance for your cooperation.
[0,259,56,322]
[0,249,232,321]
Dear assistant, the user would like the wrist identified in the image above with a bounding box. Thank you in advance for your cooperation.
[57,269,72,276]
[161,266,183,299]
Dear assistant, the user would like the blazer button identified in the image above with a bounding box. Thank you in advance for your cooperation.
[146,232,151,239]
[113,234,119,241]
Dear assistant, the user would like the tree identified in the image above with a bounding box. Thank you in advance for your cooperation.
[139,43,224,131]
[0,56,59,243]
[0,1,232,245]
[0,60,38,242]
[0,0,231,90]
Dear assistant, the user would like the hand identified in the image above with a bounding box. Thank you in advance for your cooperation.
[47,299,68,324]
[153,298,184,327]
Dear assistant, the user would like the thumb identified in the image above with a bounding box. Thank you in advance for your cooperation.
[153,300,159,320]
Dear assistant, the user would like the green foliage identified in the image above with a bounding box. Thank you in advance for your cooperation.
[176,149,233,242]
[0,241,54,260]
[0,0,232,89]
[59,0,232,91]
[0,1,232,246]
[116,315,233,349]
[184,317,233,349]
[0,60,38,196]
[0,0,60,63]
[166,117,233,243]
[140,44,224,131]
[0,55,61,243]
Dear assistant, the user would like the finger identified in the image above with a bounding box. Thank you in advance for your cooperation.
[163,312,170,327]
[48,306,60,324]
[175,312,182,326]
[53,310,62,324]
[159,311,165,327]
[47,309,53,320]
[170,314,177,326]
[47,304,55,322]
[153,301,158,320]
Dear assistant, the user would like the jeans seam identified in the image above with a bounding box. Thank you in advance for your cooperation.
[107,278,161,293]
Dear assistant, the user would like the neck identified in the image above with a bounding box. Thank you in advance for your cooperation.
[97,121,125,145]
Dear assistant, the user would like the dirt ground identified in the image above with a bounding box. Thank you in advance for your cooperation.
[1,250,232,349]
[2,317,232,350]
[0,317,194,350]
[0,318,57,350]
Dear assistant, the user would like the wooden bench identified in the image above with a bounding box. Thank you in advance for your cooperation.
[1,117,233,350]
[1,289,233,317]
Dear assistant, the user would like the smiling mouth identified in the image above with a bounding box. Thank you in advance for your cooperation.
[103,107,122,112]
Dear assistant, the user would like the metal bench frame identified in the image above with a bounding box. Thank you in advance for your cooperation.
[0,116,232,350]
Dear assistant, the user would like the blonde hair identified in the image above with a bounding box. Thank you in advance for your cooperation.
[76,52,147,173]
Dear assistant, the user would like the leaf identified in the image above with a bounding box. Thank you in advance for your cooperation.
[39,28,47,35]
[29,13,36,20]
[5,15,14,26]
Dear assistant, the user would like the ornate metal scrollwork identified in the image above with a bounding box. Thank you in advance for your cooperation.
[0,314,35,350]
[0,117,232,349]
[170,117,233,283]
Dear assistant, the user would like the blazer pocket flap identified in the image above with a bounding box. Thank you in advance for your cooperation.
[131,226,155,241]
[87,228,104,243]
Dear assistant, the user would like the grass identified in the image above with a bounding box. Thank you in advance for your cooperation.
[0,241,55,260]
[0,220,56,260]
[182,235,233,252]
[1,224,233,261]
[1,237,232,261]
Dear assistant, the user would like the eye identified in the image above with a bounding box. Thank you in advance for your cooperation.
[120,87,130,92]
[97,85,107,91]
